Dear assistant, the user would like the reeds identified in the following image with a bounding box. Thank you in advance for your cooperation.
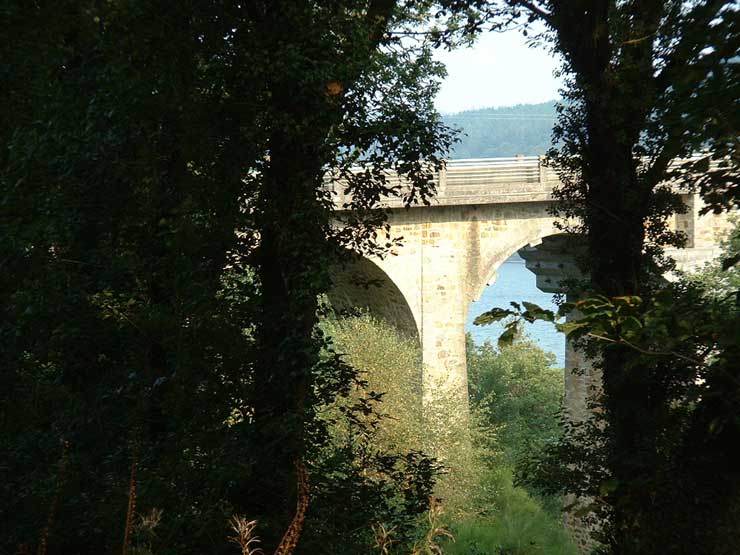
[229,516,264,555]
[410,498,454,555]
[373,498,454,555]
[372,523,398,555]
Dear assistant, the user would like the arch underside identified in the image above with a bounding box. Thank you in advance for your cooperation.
[327,257,419,343]
[472,223,561,304]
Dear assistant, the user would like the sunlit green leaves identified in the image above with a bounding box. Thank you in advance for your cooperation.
[521,301,555,323]
[473,306,514,326]
[497,323,519,349]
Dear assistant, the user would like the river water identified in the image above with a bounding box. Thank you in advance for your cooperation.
[465,253,565,367]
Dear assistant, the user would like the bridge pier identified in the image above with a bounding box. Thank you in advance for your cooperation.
[371,213,479,413]
[519,229,729,553]
[418,247,470,410]
[519,235,599,553]
[519,234,599,422]
[370,205,559,416]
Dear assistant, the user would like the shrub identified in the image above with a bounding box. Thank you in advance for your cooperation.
[467,335,563,467]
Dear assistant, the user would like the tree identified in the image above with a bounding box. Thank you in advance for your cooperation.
[309,314,438,554]
[238,2,457,548]
[539,5,739,548]
[1,1,458,552]
[444,0,740,552]
[466,335,561,467]
[689,217,740,294]
[2,3,265,551]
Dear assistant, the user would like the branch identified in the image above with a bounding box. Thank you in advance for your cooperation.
[56,257,103,268]
[643,144,679,189]
[620,32,656,47]
[98,300,142,332]
[587,332,704,366]
[510,0,553,24]
[585,199,631,226]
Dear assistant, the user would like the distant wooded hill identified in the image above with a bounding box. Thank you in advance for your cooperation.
[442,101,557,159]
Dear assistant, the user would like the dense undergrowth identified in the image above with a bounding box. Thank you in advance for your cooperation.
[323,313,577,555]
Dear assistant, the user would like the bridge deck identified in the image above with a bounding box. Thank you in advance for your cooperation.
[328,155,715,209]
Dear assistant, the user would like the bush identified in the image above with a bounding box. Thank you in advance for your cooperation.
[467,335,563,468]
[320,314,425,452]
[302,314,440,554]
[320,314,497,520]
[318,314,575,555]
[442,469,576,555]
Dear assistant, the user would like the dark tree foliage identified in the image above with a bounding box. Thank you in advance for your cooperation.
[2,4,262,551]
[239,1,457,550]
[533,10,739,550]
[513,279,740,554]
[1,2,457,553]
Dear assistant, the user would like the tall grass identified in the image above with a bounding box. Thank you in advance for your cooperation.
[443,468,577,555]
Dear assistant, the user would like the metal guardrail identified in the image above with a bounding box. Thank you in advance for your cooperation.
[441,157,551,207]
[445,156,545,187]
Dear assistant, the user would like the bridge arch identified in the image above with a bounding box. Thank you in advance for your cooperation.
[472,223,559,306]
[468,231,573,371]
[327,255,420,344]
[333,204,563,407]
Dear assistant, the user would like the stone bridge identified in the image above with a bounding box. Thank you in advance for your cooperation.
[327,156,731,411]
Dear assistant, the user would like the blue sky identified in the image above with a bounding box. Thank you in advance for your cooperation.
[434,30,563,114]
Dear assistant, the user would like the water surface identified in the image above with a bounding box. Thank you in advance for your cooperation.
[465,253,565,366]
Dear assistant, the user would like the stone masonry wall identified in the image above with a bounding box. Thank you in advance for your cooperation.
[370,202,557,408]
